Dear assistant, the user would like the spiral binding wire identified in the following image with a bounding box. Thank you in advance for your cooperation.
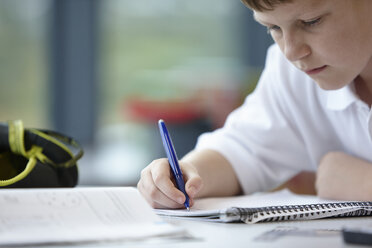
[223,202,372,224]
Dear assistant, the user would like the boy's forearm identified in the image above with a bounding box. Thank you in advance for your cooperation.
[316,151,372,201]
[182,149,242,198]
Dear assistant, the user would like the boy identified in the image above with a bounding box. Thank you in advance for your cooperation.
[138,0,372,209]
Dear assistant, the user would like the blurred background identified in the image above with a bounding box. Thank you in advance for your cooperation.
[0,0,273,186]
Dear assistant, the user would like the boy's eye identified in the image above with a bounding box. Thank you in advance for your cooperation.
[266,25,281,34]
[302,17,321,27]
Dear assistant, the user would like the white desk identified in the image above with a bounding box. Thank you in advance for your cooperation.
[38,217,372,248]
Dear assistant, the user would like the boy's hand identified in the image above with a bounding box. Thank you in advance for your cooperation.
[137,158,203,209]
[316,151,372,201]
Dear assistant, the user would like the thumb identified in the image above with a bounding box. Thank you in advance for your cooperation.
[182,166,203,198]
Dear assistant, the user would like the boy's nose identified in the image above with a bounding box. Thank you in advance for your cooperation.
[282,33,310,62]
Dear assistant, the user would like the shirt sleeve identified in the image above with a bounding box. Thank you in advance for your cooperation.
[195,44,314,194]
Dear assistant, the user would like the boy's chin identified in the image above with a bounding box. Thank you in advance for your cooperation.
[314,79,350,91]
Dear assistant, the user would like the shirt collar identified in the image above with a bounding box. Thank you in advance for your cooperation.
[326,82,360,111]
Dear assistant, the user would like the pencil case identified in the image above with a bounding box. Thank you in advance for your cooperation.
[0,120,83,188]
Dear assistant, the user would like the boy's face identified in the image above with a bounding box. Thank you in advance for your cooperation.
[254,0,372,90]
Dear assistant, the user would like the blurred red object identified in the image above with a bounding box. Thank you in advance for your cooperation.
[125,97,203,124]
[124,87,240,128]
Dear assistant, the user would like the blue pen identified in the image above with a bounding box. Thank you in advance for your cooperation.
[158,119,190,210]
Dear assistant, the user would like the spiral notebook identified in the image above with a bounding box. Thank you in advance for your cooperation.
[155,189,372,224]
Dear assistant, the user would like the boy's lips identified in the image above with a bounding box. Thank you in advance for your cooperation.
[304,65,327,75]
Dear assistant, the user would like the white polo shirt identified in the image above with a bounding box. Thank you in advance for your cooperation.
[195,44,372,195]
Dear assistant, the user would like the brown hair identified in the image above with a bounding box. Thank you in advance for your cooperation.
[241,0,292,11]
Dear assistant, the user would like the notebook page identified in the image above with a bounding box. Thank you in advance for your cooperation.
[193,189,338,210]
[0,187,186,246]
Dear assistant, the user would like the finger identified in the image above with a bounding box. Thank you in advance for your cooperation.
[181,164,203,198]
[151,159,186,205]
[148,199,183,209]
[139,166,184,208]
[139,177,181,209]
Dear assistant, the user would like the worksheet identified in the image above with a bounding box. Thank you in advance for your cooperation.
[0,187,186,246]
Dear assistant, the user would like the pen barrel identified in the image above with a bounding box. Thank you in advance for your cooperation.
[174,175,187,194]
[171,169,189,207]
[158,119,190,208]
[176,178,190,205]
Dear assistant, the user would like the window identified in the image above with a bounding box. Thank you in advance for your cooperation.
[0,0,271,186]
[80,0,247,185]
[99,0,244,125]
[0,0,51,128]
